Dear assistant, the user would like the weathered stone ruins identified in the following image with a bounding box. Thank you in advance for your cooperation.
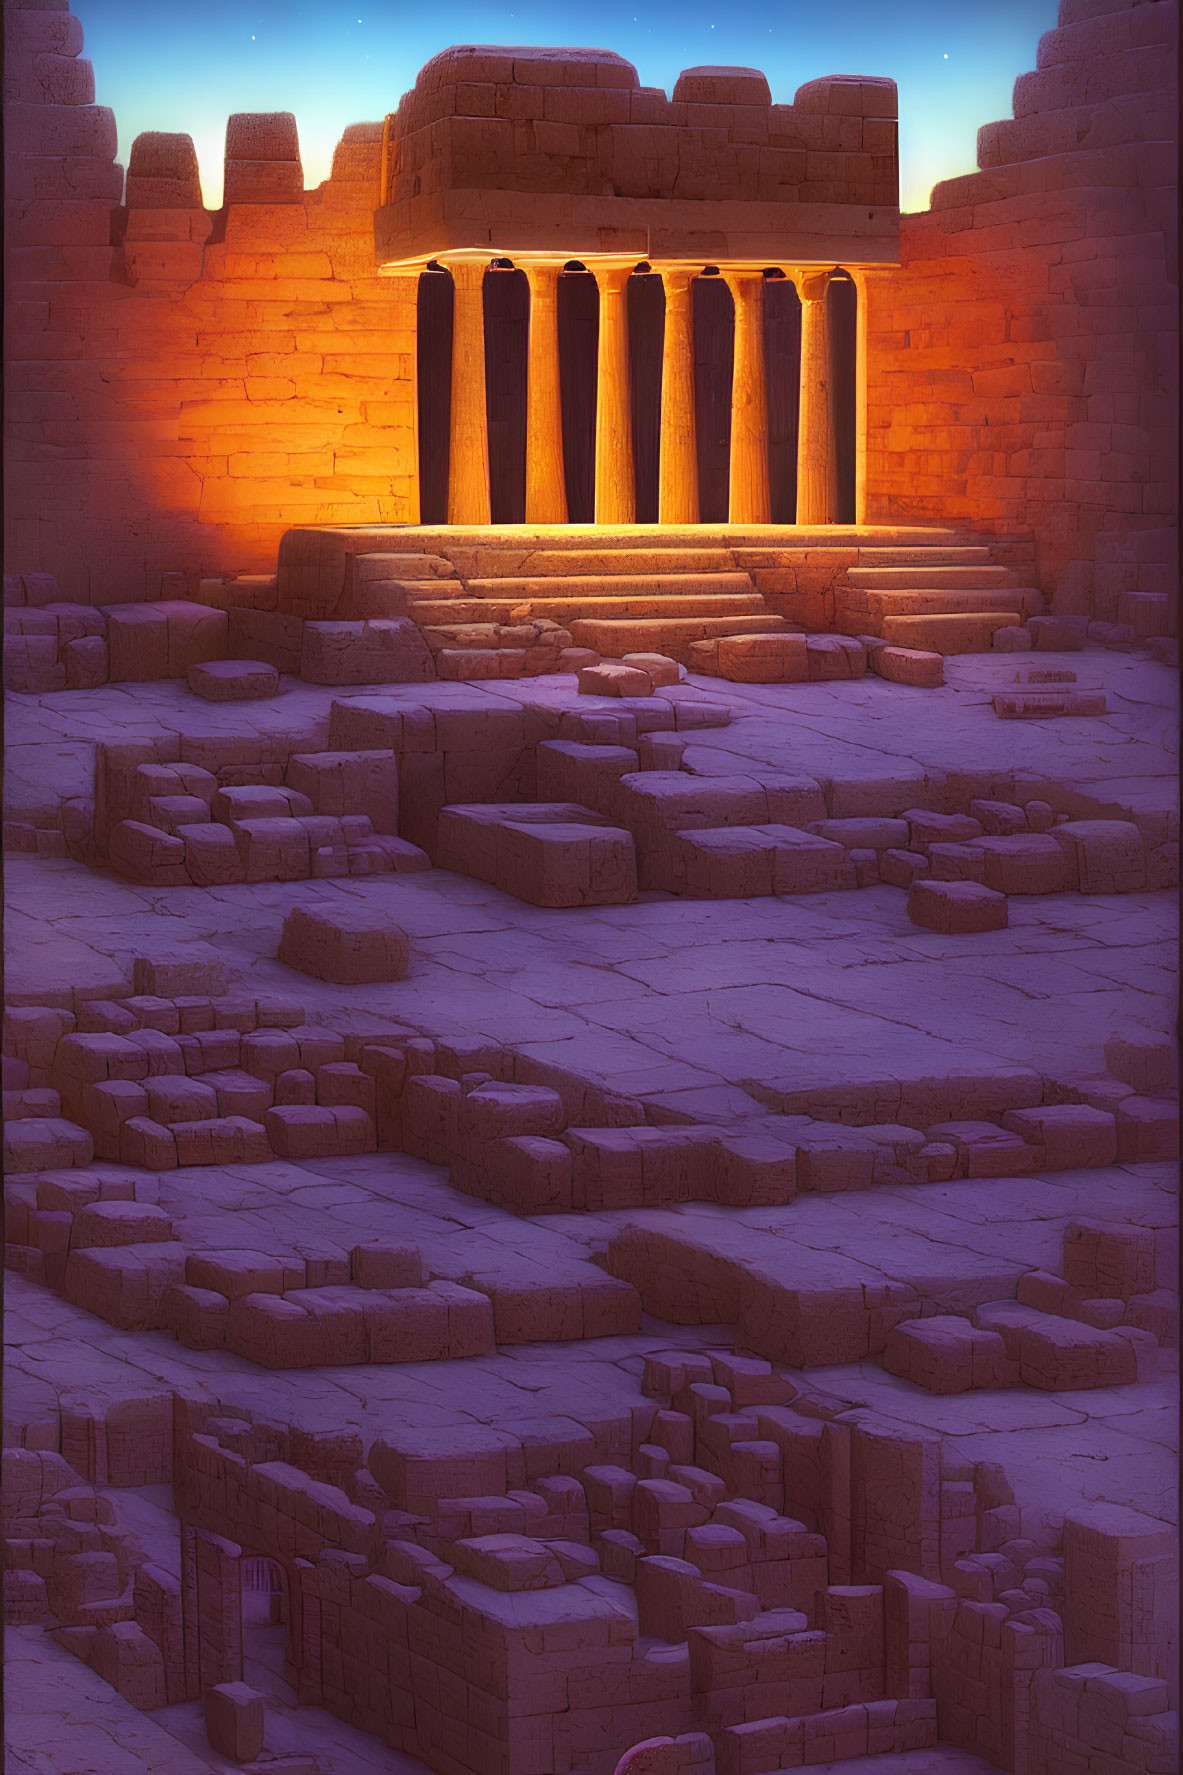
[2,0,1178,1772]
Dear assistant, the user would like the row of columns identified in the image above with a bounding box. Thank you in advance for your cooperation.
[443,258,847,528]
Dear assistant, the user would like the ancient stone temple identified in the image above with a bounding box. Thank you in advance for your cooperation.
[2,1,1178,1773]
[373,46,898,528]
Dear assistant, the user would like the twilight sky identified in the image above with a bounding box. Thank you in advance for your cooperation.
[78,0,1058,212]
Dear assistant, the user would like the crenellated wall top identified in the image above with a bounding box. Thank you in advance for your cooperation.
[375,45,899,273]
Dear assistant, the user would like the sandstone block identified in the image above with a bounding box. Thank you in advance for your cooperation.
[162,1282,230,1350]
[1018,1316,1137,1390]
[4,1117,93,1172]
[1050,820,1146,892]
[1002,1104,1118,1168]
[905,809,983,846]
[263,1103,376,1158]
[976,833,1071,894]
[1104,1034,1176,1095]
[90,1622,167,1711]
[809,817,909,851]
[1114,1096,1179,1162]
[277,904,410,983]
[870,645,943,687]
[188,659,279,700]
[926,1121,1035,1177]
[991,625,1033,651]
[204,1681,265,1762]
[907,880,1007,932]
[172,1115,271,1165]
[299,620,435,685]
[883,1316,1013,1393]
[579,662,654,697]
[20,572,60,608]
[559,646,600,672]
[63,636,108,688]
[807,634,867,679]
[108,820,190,885]
[232,818,311,882]
[72,1201,173,1248]
[177,824,246,886]
[880,848,929,888]
[352,1241,423,1289]
[1028,614,1087,651]
[620,652,685,687]
[501,819,637,906]
[714,632,809,682]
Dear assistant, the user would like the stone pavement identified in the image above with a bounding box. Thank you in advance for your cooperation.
[4,646,1177,1775]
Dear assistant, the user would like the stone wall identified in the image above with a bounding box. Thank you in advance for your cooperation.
[4,0,1177,618]
[864,0,1178,614]
[4,0,419,604]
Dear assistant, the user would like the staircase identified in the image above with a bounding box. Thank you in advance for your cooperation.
[833,544,1045,654]
[408,553,791,665]
[269,523,1044,676]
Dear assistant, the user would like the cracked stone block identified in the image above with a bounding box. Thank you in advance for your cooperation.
[882,1316,1015,1392]
[277,904,410,983]
[1001,1105,1118,1169]
[188,659,280,700]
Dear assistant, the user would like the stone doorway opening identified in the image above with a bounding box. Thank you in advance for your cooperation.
[241,1554,287,1630]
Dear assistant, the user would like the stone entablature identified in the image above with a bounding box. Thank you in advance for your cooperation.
[375,47,900,271]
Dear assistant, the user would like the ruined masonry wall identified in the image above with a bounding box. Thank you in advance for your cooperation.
[4,0,419,604]
[864,0,1178,616]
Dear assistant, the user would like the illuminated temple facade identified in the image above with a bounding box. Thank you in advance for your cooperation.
[3,7,1175,623]
[373,48,898,529]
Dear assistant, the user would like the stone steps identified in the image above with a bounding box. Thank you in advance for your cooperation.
[467,548,739,577]
[880,611,1025,653]
[461,571,758,601]
[846,565,1018,590]
[570,612,793,660]
[842,587,1044,626]
[844,546,996,566]
[412,592,769,626]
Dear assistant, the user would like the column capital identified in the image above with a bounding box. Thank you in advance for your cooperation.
[446,258,490,292]
[651,262,698,287]
[798,268,835,303]
[658,260,698,524]
[720,266,766,294]
[589,260,636,292]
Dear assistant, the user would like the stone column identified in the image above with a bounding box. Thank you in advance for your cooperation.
[657,265,699,524]
[723,270,770,525]
[591,262,635,525]
[852,268,868,525]
[523,263,568,524]
[797,269,838,525]
[447,259,491,525]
